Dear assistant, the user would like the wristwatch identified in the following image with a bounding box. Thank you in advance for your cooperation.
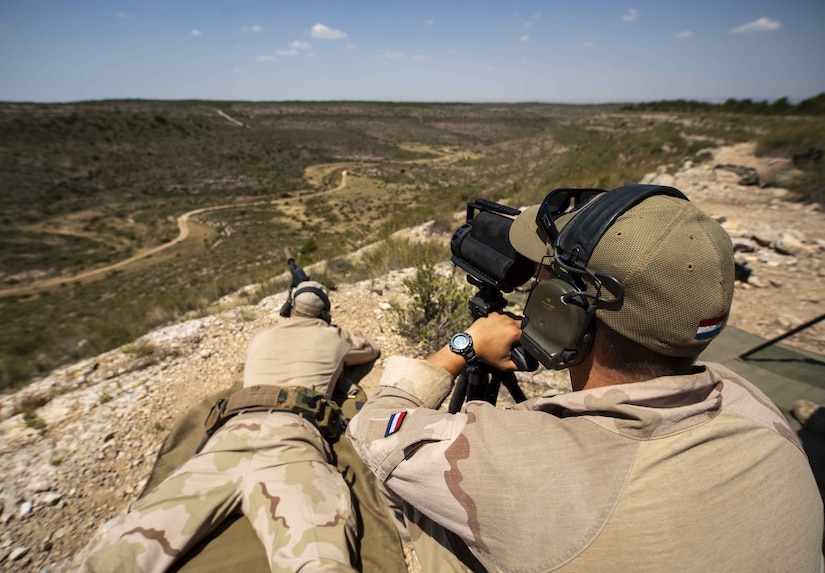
[449,332,479,365]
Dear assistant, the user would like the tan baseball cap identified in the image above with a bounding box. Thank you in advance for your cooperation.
[292,281,330,318]
[510,192,735,357]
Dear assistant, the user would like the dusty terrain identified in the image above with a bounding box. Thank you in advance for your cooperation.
[0,142,823,571]
[643,142,825,353]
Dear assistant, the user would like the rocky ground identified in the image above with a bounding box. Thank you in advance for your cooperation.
[643,142,825,352]
[1,142,823,572]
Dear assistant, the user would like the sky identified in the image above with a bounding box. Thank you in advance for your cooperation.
[1,1,823,104]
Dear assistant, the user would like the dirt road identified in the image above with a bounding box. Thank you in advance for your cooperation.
[0,171,349,298]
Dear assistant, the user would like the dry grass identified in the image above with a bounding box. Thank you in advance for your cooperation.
[2,100,820,391]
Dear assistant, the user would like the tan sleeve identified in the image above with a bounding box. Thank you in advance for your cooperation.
[339,328,381,366]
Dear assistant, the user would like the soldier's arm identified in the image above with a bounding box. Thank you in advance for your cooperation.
[346,355,478,528]
[427,312,521,375]
[339,328,381,366]
[346,313,522,535]
[347,312,522,477]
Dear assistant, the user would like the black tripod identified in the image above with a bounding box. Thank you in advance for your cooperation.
[448,280,534,414]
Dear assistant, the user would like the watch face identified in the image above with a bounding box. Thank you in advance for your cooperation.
[451,332,471,351]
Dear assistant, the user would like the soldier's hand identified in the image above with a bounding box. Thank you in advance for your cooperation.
[467,312,522,371]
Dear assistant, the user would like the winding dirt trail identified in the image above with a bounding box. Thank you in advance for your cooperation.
[0,206,219,297]
[0,170,352,298]
[2,139,467,298]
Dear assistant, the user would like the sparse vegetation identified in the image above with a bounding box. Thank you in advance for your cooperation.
[355,236,451,283]
[23,410,46,432]
[1,99,822,391]
[392,261,473,353]
[122,339,156,357]
[756,118,825,203]
[622,93,825,116]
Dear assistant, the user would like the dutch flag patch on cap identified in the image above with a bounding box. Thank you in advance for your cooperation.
[385,412,407,437]
[695,316,726,340]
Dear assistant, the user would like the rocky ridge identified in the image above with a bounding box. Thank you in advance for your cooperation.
[1,142,824,572]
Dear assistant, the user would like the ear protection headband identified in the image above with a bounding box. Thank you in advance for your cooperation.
[520,184,688,370]
[279,285,332,323]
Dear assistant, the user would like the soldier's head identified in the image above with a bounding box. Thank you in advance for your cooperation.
[290,281,331,323]
[509,185,734,377]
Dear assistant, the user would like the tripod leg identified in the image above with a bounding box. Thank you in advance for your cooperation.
[502,372,527,404]
[448,372,469,414]
[465,365,489,404]
[483,373,501,405]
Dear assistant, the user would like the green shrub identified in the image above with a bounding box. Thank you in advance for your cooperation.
[312,271,338,290]
[392,261,473,353]
[122,338,156,357]
[23,410,46,432]
[757,119,825,203]
[356,236,450,282]
[300,238,318,256]
[757,118,825,157]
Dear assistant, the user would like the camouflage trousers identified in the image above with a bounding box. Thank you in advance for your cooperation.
[79,412,357,573]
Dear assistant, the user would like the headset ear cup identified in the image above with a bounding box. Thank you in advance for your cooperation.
[520,278,593,370]
[279,297,293,317]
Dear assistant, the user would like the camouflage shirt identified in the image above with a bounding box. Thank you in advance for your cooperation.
[79,318,381,573]
[244,316,380,396]
[347,357,824,573]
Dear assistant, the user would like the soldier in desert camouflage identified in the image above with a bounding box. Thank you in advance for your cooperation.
[80,281,380,573]
[347,186,824,572]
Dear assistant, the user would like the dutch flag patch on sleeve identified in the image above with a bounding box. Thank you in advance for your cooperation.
[695,315,726,340]
[385,412,407,437]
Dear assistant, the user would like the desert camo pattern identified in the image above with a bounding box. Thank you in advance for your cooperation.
[80,317,380,573]
[347,356,824,573]
[244,316,380,396]
[80,412,357,573]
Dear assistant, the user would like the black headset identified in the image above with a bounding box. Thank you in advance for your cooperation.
[519,184,688,370]
[279,285,332,323]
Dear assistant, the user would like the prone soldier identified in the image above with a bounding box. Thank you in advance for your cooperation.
[80,277,380,573]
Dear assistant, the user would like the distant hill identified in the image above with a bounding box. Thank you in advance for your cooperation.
[1,99,822,392]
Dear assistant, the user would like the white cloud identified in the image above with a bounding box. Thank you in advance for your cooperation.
[675,30,694,39]
[310,23,347,40]
[275,40,312,57]
[524,13,542,27]
[425,19,434,25]
[191,29,203,37]
[520,35,530,42]
[622,8,639,22]
[116,12,133,19]
[381,50,405,60]
[578,41,596,48]
[410,54,429,62]
[729,17,781,34]
[255,55,276,62]
[242,24,263,33]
